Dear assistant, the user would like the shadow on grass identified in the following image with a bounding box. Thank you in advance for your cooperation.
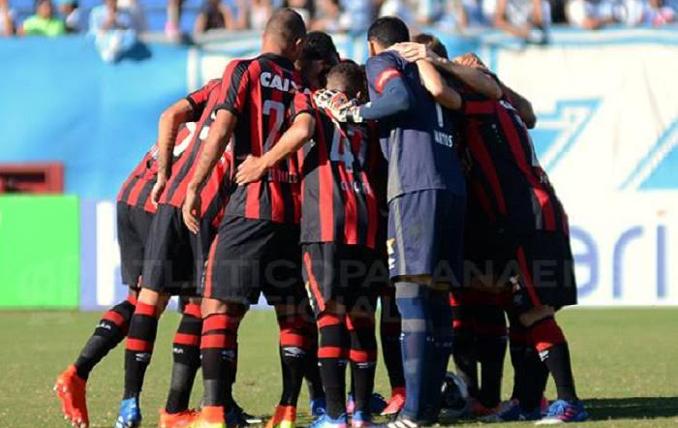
[587,397,678,420]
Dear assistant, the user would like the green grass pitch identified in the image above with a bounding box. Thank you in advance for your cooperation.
[1,308,677,427]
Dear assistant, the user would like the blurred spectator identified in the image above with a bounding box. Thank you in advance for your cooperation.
[565,0,620,28]
[338,0,376,32]
[89,0,139,62]
[415,0,446,24]
[165,0,182,39]
[193,0,231,34]
[119,0,146,32]
[379,0,417,26]
[491,0,550,43]
[248,0,274,30]
[643,0,675,25]
[284,0,313,24]
[0,0,16,35]
[311,0,340,31]
[21,0,66,36]
[56,0,84,32]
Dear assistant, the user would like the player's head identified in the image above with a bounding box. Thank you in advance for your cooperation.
[262,8,307,62]
[325,60,367,102]
[367,16,410,57]
[412,33,449,59]
[297,31,340,90]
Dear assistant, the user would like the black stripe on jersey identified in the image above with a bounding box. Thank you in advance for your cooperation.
[136,179,155,210]
[119,176,139,204]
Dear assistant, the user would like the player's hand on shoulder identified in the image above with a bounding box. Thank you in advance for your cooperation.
[389,42,429,63]
[314,89,363,123]
[235,155,267,186]
[313,89,348,111]
[453,52,488,70]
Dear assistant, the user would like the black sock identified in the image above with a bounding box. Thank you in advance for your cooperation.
[348,309,377,415]
[75,298,135,380]
[508,323,530,401]
[123,301,159,399]
[380,292,405,392]
[277,312,311,407]
[530,318,578,402]
[165,303,202,414]
[474,305,507,409]
[421,289,453,419]
[305,324,325,402]
[519,346,549,411]
[317,311,349,418]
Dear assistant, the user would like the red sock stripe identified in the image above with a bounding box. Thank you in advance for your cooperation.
[280,331,311,349]
[126,338,153,352]
[174,332,201,347]
[349,349,377,363]
[201,333,236,350]
[183,303,202,318]
[318,346,347,359]
[530,318,566,353]
[317,313,342,328]
[346,315,375,330]
[202,314,240,333]
[135,302,157,318]
[103,310,126,327]
[127,294,138,305]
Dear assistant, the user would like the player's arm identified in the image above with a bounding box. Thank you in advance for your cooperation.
[392,43,502,100]
[184,109,238,233]
[502,83,537,128]
[414,59,462,110]
[235,112,316,185]
[152,99,194,204]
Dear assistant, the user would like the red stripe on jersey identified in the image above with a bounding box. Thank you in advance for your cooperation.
[244,180,261,219]
[338,164,358,245]
[515,246,542,307]
[303,251,326,313]
[464,100,496,115]
[375,69,400,93]
[496,107,556,230]
[269,181,285,223]
[466,121,507,215]
[469,180,497,223]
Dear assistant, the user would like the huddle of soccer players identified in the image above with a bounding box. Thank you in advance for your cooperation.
[54,7,588,428]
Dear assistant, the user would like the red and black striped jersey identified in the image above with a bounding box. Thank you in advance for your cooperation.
[459,91,569,235]
[215,53,312,224]
[297,94,386,249]
[159,78,233,228]
[116,148,158,213]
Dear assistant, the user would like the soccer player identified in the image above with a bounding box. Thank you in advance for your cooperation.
[114,78,239,428]
[182,9,313,428]
[53,101,206,428]
[323,16,480,427]
[235,61,387,428]
[397,43,588,424]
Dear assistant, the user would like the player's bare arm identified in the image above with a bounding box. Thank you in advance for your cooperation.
[151,99,195,205]
[236,112,315,185]
[414,59,462,110]
[391,42,502,100]
[502,84,537,128]
[183,109,237,234]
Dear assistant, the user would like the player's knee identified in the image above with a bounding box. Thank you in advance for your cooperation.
[201,297,228,317]
[518,305,555,327]
[528,317,566,354]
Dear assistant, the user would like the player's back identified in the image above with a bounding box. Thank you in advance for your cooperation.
[366,51,465,202]
[298,100,385,249]
[461,91,568,234]
[219,53,308,224]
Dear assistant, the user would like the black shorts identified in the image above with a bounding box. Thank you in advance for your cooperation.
[301,243,384,316]
[117,202,154,287]
[203,215,305,306]
[464,226,577,311]
[142,204,215,296]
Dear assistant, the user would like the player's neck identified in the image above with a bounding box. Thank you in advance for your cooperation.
[261,40,291,62]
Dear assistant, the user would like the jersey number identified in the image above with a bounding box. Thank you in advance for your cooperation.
[329,128,356,172]
[263,100,285,150]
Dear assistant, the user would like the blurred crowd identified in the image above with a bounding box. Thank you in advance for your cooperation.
[1,0,676,41]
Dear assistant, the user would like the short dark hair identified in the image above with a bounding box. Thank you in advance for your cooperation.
[326,61,367,100]
[301,31,340,64]
[412,33,449,59]
[367,16,410,48]
[264,8,307,46]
